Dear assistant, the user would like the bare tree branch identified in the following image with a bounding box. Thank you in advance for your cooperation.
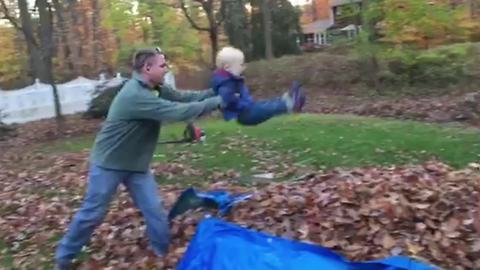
[179,0,210,31]
[2,0,39,48]
[0,0,22,31]
[17,0,39,47]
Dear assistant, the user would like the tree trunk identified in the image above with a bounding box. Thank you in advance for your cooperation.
[209,27,219,68]
[179,0,222,68]
[91,0,100,73]
[29,46,50,81]
[17,0,49,81]
[66,0,82,75]
[369,55,381,94]
[52,0,76,75]
[261,0,274,59]
[37,0,63,121]
[205,1,219,68]
[5,0,62,124]
[359,0,382,94]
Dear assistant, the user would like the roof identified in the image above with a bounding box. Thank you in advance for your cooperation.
[302,19,333,33]
[340,24,357,31]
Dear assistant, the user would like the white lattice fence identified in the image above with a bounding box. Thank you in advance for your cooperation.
[0,77,100,124]
[0,72,177,124]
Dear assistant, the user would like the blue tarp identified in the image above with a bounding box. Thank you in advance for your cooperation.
[168,188,253,220]
[177,218,439,270]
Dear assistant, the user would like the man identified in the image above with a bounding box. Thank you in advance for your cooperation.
[55,48,223,269]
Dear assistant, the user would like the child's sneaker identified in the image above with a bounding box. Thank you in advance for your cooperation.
[289,81,306,113]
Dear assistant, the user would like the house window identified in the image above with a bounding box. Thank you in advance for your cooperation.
[314,32,327,45]
[304,33,314,43]
[321,33,327,44]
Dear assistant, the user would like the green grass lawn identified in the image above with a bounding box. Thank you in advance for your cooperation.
[40,114,480,176]
[0,240,14,269]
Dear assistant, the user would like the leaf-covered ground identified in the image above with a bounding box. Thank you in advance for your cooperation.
[1,114,480,269]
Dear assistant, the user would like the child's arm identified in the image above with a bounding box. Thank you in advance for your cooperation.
[216,80,242,110]
[159,84,215,103]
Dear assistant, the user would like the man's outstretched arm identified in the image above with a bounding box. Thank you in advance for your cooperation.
[127,91,222,122]
[159,84,215,103]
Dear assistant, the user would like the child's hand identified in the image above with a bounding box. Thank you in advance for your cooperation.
[218,86,239,108]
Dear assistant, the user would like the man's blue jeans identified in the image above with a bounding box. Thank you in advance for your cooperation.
[55,164,169,264]
[237,97,288,126]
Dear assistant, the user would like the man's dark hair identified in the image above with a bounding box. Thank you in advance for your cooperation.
[132,47,165,72]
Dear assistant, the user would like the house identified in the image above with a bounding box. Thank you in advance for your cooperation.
[298,0,362,48]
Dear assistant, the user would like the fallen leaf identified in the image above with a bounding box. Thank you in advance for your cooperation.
[406,241,424,255]
[382,233,397,249]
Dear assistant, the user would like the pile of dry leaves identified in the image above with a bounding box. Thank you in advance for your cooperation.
[0,115,102,154]
[305,91,480,126]
[1,150,479,269]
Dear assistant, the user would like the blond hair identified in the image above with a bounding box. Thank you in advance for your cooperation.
[215,47,245,69]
